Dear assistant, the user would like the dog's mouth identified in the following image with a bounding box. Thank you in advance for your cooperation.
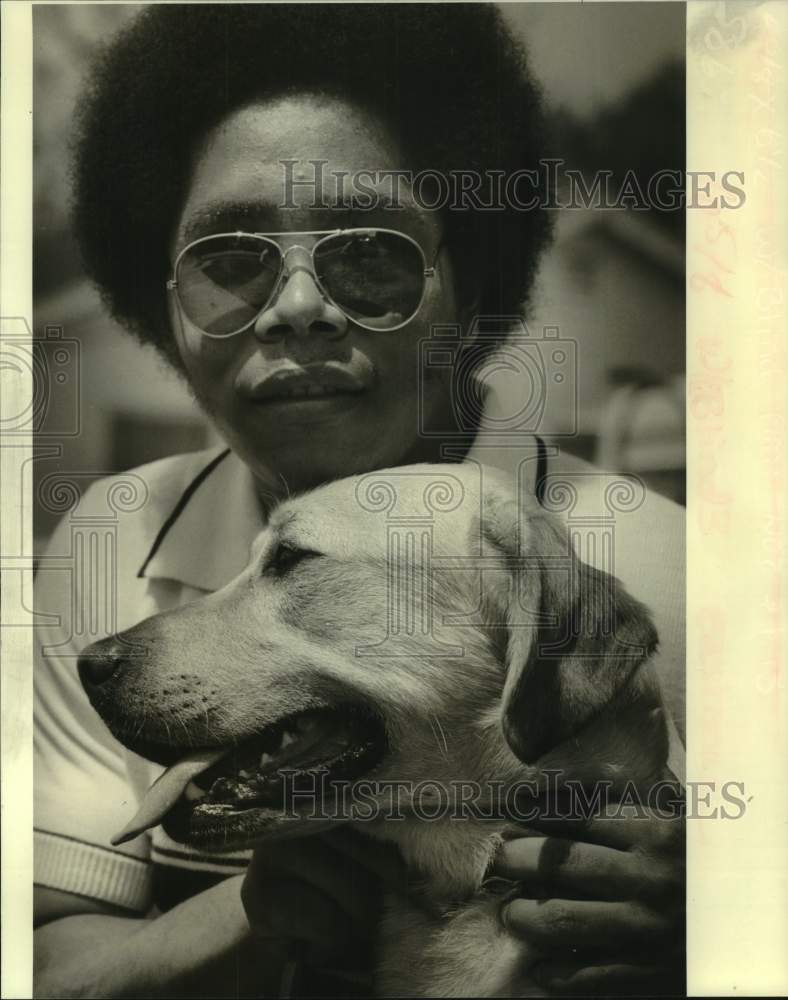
[113,706,386,849]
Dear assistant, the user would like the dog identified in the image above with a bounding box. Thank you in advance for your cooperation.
[79,463,670,997]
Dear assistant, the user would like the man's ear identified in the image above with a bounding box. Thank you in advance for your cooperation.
[482,495,659,764]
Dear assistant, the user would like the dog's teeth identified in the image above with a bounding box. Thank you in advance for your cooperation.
[281,731,297,747]
[259,752,273,767]
[238,769,253,780]
[184,781,206,802]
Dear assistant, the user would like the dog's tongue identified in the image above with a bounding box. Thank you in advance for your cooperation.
[111,748,227,846]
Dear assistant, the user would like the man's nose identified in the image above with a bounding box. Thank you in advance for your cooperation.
[253,248,348,342]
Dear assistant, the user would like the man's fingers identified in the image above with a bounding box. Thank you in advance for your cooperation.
[493,836,675,901]
[509,808,685,855]
[531,958,683,997]
[502,898,674,954]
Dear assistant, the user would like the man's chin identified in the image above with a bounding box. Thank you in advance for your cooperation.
[243,441,416,495]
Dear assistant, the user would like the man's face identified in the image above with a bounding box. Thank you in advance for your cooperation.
[169,95,462,493]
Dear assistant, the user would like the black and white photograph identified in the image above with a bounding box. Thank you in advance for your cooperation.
[0,1,784,997]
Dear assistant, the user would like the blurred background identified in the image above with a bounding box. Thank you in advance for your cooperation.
[32,2,685,547]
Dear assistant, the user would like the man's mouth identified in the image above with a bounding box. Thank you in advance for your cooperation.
[246,367,369,406]
[255,383,365,403]
[112,707,386,847]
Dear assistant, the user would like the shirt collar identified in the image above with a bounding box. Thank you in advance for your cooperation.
[138,426,545,593]
[138,448,267,592]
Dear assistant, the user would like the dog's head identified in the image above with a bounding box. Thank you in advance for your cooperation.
[80,464,663,852]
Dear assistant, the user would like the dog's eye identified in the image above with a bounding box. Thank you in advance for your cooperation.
[265,542,320,577]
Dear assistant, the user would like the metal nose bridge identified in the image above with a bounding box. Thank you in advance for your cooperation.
[268,243,328,317]
[281,243,316,279]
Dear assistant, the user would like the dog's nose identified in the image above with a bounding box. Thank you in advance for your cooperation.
[78,637,129,690]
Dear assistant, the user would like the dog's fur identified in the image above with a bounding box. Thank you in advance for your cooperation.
[81,464,668,997]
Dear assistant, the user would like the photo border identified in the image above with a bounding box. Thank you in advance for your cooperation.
[2,2,786,996]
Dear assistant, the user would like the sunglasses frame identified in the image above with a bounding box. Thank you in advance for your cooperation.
[167,227,439,338]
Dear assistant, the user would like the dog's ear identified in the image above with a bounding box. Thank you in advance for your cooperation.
[482,495,659,764]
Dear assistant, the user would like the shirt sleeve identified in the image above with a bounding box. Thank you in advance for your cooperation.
[34,507,153,914]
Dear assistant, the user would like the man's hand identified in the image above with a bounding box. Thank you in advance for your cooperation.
[241,828,406,970]
[34,829,405,998]
[493,809,685,996]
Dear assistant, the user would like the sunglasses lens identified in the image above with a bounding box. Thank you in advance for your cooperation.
[314,231,425,330]
[176,235,281,337]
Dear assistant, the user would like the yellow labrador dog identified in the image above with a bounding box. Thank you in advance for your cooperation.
[80,463,669,997]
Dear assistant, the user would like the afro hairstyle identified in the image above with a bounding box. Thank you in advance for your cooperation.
[72,3,553,369]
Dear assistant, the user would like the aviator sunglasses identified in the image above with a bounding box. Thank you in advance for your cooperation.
[167,228,440,338]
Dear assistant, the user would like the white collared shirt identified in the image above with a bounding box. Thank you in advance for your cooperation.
[34,439,684,913]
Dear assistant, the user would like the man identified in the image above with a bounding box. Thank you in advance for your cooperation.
[34,6,684,996]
